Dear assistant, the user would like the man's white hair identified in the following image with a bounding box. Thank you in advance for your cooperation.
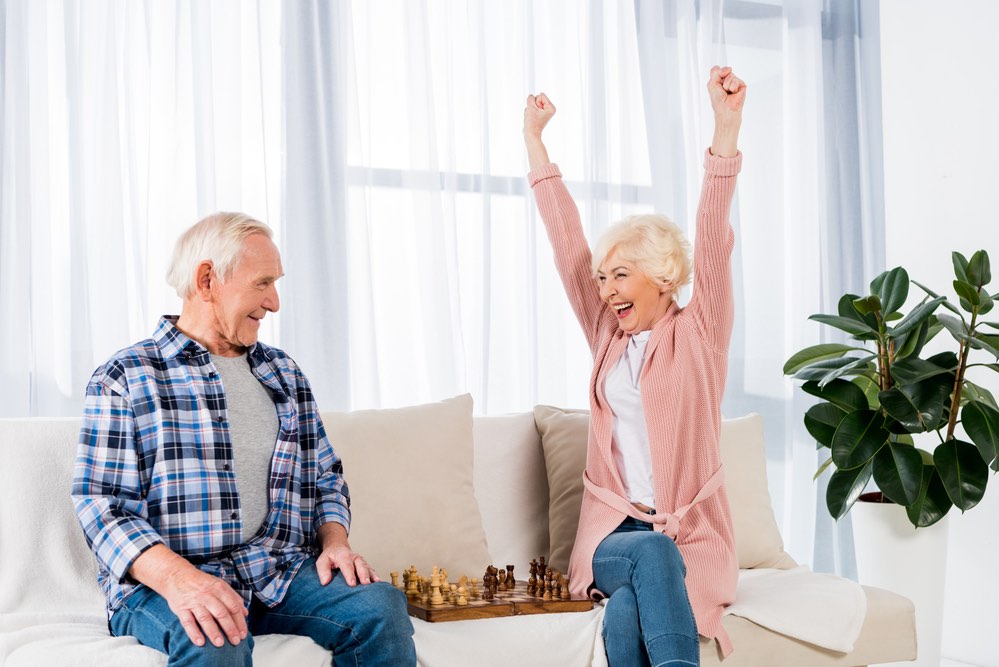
[166,212,273,299]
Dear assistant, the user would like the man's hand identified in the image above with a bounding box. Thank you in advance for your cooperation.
[316,522,380,586]
[131,544,248,648]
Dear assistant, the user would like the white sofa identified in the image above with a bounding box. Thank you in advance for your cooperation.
[0,395,916,666]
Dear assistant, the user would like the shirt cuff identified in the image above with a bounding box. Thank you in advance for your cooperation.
[528,162,563,187]
[703,148,743,176]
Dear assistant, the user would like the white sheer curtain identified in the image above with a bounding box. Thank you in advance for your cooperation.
[1,0,884,574]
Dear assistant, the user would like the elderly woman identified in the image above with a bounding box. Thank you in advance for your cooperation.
[523,66,746,666]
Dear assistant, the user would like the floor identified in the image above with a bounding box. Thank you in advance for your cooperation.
[941,660,981,667]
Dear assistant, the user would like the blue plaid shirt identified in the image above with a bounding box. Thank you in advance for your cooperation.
[72,316,350,618]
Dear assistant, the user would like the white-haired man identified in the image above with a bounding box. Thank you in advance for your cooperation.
[72,212,415,666]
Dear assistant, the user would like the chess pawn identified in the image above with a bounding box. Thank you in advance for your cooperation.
[561,578,571,600]
[449,584,458,605]
[457,585,468,606]
[538,556,546,575]
[390,571,400,589]
[497,570,506,588]
[482,573,494,600]
[405,573,420,599]
[543,579,553,601]
[506,564,515,589]
[528,560,538,595]
[470,578,480,599]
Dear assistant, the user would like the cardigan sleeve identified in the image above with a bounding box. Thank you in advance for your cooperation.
[529,163,609,355]
[686,149,741,352]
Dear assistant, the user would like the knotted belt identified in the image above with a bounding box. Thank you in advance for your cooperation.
[582,465,725,539]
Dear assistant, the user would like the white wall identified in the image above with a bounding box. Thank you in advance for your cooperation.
[880,1,999,664]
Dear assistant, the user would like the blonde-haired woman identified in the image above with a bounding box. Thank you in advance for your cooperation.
[523,66,746,665]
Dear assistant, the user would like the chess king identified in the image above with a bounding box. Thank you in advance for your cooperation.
[72,213,417,666]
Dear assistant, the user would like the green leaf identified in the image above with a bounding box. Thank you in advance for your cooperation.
[979,290,994,316]
[872,441,924,505]
[802,379,870,412]
[885,312,903,321]
[853,375,882,409]
[831,409,890,469]
[912,280,963,316]
[783,343,861,375]
[809,314,877,337]
[837,293,879,331]
[814,456,835,481]
[793,355,876,384]
[804,403,846,448]
[933,439,989,511]
[906,464,953,527]
[953,252,970,283]
[871,267,909,315]
[826,461,874,519]
[961,333,999,359]
[890,355,958,385]
[962,401,999,471]
[878,377,952,432]
[888,296,948,338]
[894,317,931,361]
[852,295,883,316]
[936,313,968,341]
[963,381,999,410]
[967,249,992,287]
[953,280,981,307]
[816,356,879,387]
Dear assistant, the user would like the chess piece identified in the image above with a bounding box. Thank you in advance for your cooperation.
[543,579,553,601]
[430,572,445,606]
[482,572,494,600]
[450,584,458,605]
[497,570,506,588]
[405,572,420,599]
[528,560,538,595]
[457,585,468,606]
[506,564,515,590]
[391,571,400,589]
[470,578,480,599]
[561,577,572,600]
[486,565,499,596]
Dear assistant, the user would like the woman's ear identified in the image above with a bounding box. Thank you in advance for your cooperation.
[659,278,673,294]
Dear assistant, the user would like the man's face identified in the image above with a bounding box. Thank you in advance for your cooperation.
[210,233,283,354]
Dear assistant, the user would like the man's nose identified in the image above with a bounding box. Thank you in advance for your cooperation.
[264,286,280,313]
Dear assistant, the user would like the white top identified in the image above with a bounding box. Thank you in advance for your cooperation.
[604,330,655,507]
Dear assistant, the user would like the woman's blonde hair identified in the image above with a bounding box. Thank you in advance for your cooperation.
[591,214,692,295]
[166,212,273,299]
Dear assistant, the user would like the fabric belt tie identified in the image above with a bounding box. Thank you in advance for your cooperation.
[582,465,725,539]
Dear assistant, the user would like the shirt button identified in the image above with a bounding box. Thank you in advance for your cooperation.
[209,372,218,379]
[217,416,225,423]
[222,464,231,471]
[231,512,238,520]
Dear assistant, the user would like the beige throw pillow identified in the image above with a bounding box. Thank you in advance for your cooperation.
[321,394,491,579]
[533,405,589,573]
[533,406,794,572]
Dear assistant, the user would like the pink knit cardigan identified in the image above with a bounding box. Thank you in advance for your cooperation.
[528,150,742,657]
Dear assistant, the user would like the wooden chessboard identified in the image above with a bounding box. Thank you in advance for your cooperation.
[406,580,593,623]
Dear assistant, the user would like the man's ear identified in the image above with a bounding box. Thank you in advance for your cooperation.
[194,261,215,302]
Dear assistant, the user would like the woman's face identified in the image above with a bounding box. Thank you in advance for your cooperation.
[596,249,672,334]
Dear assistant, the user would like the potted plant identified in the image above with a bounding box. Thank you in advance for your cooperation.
[783,250,999,527]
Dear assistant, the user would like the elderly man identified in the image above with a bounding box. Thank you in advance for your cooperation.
[72,212,415,666]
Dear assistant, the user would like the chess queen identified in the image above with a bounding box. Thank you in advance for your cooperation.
[523,66,746,665]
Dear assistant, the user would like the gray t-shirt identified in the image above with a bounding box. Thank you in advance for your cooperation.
[211,353,279,543]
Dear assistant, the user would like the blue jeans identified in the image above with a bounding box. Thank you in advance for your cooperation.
[593,517,699,667]
[109,558,416,667]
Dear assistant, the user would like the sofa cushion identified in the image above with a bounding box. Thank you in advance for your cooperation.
[533,405,589,573]
[472,413,550,568]
[321,394,491,580]
[532,407,794,571]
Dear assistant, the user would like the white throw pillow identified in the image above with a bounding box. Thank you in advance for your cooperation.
[321,394,492,580]
[533,407,795,571]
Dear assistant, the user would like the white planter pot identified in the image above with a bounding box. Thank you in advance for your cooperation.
[851,495,949,667]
